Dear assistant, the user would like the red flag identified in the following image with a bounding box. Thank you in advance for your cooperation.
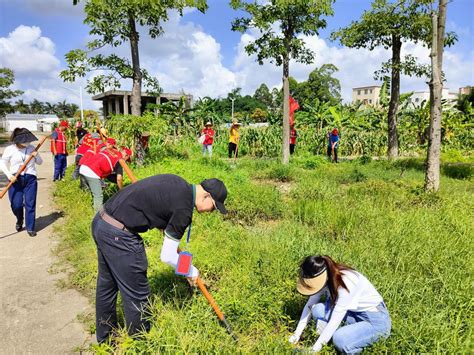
[289,96,300,126]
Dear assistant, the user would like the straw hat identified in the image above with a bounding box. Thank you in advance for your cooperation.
[205,121,212,126]
[296,268,328,296]
[232,119,241,126]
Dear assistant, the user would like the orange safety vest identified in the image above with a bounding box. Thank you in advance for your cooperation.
[51,128,67,154]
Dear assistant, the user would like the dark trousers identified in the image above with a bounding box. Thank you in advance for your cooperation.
[8,174,38,231]
[91,214,151,343]
[228,142,238,158]
[327,146,338,163]
[72,154,83,180]
[290,144,295,155]
[54,154,67,180]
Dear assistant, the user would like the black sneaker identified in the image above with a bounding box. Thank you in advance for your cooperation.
[27,231,37,237]
[16,221,23,232]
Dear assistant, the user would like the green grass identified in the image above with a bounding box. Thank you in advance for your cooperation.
[53,151,473,353]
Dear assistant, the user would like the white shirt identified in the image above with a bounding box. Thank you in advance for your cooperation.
[160,236,199,278]
[0,144,43,179]
[79,164,100,179]
[292,270,383,352]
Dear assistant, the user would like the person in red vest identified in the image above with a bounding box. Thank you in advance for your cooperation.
[201,121,215,158]
[290,124,298,155]
[51,120,69,181]
[74,129,104,181]
[79,138,131,211]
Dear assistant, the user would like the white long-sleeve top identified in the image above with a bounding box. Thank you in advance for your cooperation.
[0,144,43,179]
[292,270,383,352]
[160,236,199,278]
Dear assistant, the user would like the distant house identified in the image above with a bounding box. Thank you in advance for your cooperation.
[352,85,382,106]
[1,113,59,132]
[408,88,458,107]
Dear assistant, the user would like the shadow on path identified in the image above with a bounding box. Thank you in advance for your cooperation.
[35,211,64,232]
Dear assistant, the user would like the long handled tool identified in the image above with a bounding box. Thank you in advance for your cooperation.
[0,135,49,199]
[117,159,238,341]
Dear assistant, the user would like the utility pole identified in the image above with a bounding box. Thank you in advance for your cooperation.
[230,98,235,121]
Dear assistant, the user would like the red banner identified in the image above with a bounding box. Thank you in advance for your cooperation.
[289,96,300,126]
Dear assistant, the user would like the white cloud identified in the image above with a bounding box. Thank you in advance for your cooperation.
[0,25,60,77]
[13,0,85,16]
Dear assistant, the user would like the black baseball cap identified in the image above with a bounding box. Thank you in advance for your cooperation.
[200,178,228,214]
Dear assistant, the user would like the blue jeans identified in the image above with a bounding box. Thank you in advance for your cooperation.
[54,154,67,180]
[312,302,391,354]
[202,144,213,157]
[8,174,38,232]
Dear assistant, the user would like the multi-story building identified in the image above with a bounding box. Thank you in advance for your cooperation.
[459,86,472,96]
[409,88,458,107]
[352,86,382,106]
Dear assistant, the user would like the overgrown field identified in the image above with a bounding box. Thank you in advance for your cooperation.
[53,150,473,353]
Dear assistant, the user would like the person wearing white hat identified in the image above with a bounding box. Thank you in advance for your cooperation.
[0,128,43,236]
[289,255,391,353]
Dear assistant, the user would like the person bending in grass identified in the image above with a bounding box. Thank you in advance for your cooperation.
[91,174,228,343]
[289,255,391,353]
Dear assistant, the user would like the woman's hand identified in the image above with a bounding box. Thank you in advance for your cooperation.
[9,175,17,183]
[31,151,38,157]
[288,334,299,344]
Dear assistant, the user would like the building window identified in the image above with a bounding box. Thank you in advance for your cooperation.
[357,90,361,95]
[364,89,368,94]
[415,98,419,102]
[370,89,373,94]
[369,99,372,104]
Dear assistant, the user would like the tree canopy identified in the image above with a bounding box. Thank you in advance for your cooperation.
[0,68,23,117]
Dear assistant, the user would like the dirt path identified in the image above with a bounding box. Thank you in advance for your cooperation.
[0,133,93,354]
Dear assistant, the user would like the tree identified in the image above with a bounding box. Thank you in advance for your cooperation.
[61,0,207,116]
[331,0,454,159]
[294,64,341,106]
[0,68,23,117]
[232,0,334,164]
[14,99,30,114]
[424,0,447,192]
[250,107,268,122]
[253,83,273,108]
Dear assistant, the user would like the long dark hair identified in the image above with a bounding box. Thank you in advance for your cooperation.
[300,255,354,306]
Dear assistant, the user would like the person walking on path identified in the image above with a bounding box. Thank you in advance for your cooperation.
[91,174,228,343]
[228,120,241,159]
[289,255,391,353]
[79,138,130,211]
[327,128,340,163]
[290,124,298,155]
[72,121,88,180]
[51,120,69,181]
[201,122,215,158]
[0,128,43,237]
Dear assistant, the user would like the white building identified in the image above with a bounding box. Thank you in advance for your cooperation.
[1,113,59,132]
[409,88,458,107]
[352,86,382,106]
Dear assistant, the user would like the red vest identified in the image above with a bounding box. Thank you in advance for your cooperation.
[51,128,67,154]
[290,129,297,145]
[77,133,102,155]
[202,128,215,145]
[83,149,123,179]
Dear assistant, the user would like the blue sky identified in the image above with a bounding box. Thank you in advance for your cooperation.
[1,0,473,109]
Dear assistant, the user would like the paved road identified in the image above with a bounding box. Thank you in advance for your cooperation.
[0,133,93,354]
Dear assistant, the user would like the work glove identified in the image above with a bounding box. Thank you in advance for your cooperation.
[288,333,300,344]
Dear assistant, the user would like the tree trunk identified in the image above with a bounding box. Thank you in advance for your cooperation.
[425,0,447,192]
[387,35,401,159]
[282,54,290,165]
[129,13,142,117]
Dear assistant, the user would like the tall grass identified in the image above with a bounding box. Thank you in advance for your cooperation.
[54,151,473,353]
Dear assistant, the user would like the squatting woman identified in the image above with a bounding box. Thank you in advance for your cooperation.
[289,255,391,353]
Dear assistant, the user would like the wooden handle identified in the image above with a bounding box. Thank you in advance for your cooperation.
[118,159,138,183]
[0,135,49,199]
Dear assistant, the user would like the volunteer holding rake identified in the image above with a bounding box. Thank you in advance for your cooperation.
[289,255,391,353]
[91,174,228,343]
[0,128,43,237]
